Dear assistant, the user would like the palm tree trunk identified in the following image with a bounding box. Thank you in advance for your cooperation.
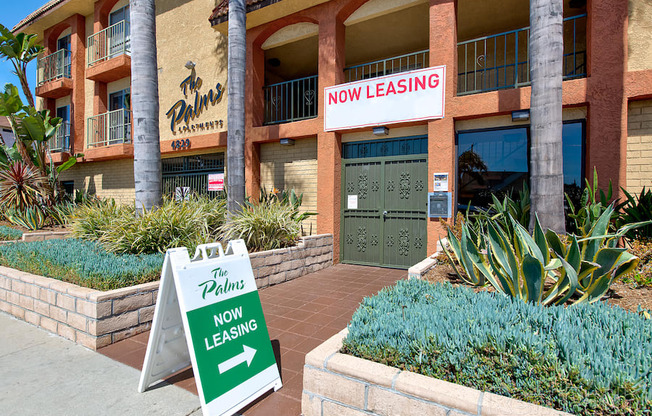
[227,0,246,216]
[131,0,162,214]
[529,0,566,233]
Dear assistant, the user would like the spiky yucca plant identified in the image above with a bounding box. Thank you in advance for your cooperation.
[0,161,43,211]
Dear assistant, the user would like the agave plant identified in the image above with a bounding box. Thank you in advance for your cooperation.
[616,187,652,241]
[443,205,648,305]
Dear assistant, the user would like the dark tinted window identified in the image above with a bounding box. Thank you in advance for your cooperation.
[457,121,584,210]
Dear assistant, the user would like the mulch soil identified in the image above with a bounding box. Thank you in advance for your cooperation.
[424,259,652,314]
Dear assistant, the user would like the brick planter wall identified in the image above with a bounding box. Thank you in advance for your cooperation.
[0,268,158,350]
[249,234,333,289]
[303,330,573,416]
[0,234,333,350]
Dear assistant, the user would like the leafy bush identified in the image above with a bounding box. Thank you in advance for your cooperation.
[0,239,163,290]
[617,187,652,241]
[99,196,226,254]
[0,225,22,240]
[219,201,303,252]
[443,206,643,305]
[70,199,135,241]
[343,279,652,415]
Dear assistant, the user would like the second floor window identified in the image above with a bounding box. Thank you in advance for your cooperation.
[109,6,130,57]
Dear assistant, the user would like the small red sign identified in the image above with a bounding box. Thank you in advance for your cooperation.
[208,173,224,191]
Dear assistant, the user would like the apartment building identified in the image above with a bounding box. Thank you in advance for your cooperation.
[13,0,652,268]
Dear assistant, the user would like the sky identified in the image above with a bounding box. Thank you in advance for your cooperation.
[0,0,51,103]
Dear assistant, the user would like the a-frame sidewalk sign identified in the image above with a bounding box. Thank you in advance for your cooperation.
[138,240,282,416]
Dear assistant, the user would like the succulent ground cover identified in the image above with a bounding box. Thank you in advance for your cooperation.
[0,225,22,241]
[343,279,652,415]
[0,239,163,290]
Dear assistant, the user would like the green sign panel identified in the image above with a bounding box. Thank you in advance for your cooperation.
[138,241,282,416]
[187,291,277,403]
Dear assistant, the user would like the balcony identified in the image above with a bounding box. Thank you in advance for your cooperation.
[457,14,587,95]
[86,109,131,148]
[35,49,72,99]
[86,21,131,83]
[343,50,430,83]
[50,121,72,153]
[263,75,318,125]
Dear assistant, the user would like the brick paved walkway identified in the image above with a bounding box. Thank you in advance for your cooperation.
[99,264,406,416]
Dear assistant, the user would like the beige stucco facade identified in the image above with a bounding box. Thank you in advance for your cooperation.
[628,0,652,71]
[260,138,318,235]
[627,99,652,194]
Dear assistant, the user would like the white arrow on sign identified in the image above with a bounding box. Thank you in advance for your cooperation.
[218,345,257,374]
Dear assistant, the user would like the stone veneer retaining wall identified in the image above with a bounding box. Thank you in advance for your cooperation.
[303,329,573,416]
[0,234,333,350]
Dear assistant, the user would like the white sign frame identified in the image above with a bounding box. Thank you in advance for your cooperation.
[324,65,446,131]
[138,240,282,416]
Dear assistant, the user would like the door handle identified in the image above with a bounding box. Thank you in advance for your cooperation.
[383,210,388,220]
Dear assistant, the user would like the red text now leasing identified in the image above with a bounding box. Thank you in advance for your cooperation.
[328,73,440,105]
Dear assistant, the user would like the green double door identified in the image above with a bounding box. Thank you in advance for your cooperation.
[341,155,428,268]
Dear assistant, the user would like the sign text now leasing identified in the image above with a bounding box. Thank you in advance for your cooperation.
[324,66,446,131]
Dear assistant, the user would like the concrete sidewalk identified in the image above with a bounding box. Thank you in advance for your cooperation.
[0,312,202,416]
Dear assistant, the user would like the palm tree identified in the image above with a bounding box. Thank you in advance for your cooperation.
[130,0,162,213]
[227,0,246,216]
[528,0,566,233]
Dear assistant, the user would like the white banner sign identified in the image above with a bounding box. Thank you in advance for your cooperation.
[324,66,445,131]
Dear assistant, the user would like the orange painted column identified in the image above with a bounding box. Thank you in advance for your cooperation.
[316,9,345,261]
[427,0,457,255]
[70,14,86,155]
[586,0,628,198]
[244,31,265,199]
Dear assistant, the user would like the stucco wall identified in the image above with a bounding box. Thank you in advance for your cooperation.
[628,0,652,71]
[260,137,318,235]
[155,0,228,143]
[59,158,135,204]
[627,99,652,194]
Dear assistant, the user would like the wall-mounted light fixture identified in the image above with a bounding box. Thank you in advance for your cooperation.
[373,126,389,136]
[280,138,295,146]
[184,61,196,70]
[511,109,530,122]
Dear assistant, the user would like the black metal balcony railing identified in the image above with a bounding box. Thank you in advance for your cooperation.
[263,75,318,125]
[86,109,131,148]
[457,14,587,95]
[343,50,430,83]
[50,121,72,153]
[36,49,72,86]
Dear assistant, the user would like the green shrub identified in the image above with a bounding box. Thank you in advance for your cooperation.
[0,239,163,290]
[71,196,227,255]
[219,201,303,252]
[70,199,135,241]
[0,225,22,240]
[343,280,652,415]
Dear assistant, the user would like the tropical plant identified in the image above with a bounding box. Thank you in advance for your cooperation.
[528,0,565,233]
[616,187,652,241]
[0,24,41,107]
[70,199,136,241]
[0,161,43,211]
[443,206,647,305]
[227,0,247,216]
[130,0,162,214]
